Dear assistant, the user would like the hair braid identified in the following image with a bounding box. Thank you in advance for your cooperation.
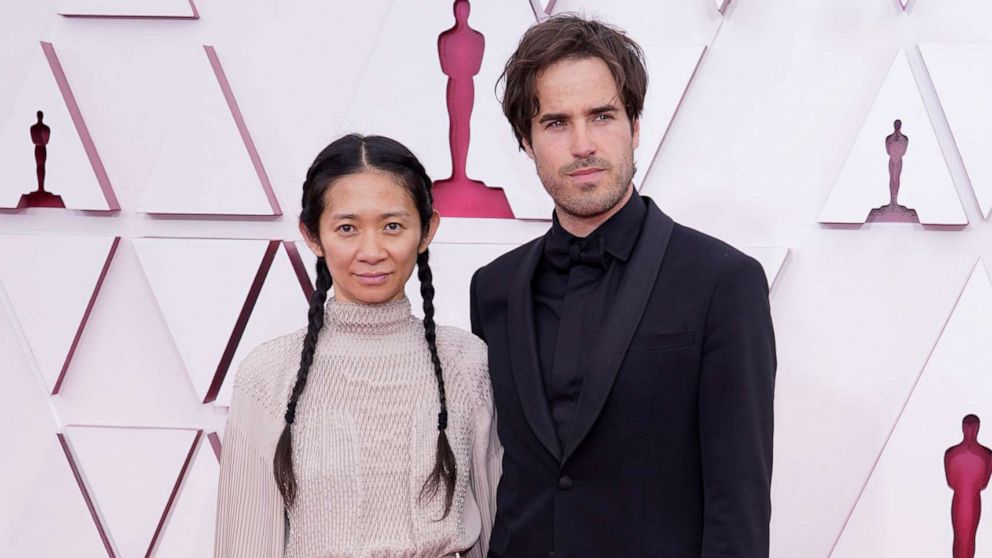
[416,249,457,517]
[273,257,331,508]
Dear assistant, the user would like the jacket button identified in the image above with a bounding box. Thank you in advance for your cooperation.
[558,475,573,490]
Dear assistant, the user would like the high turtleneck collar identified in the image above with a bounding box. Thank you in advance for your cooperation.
[323,296,415,335]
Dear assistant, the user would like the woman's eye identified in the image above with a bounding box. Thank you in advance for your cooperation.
[337,224,355,233]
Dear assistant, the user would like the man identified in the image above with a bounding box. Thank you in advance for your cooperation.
[469,15,776,557]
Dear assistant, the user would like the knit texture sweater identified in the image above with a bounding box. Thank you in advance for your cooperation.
[214,297,501,558]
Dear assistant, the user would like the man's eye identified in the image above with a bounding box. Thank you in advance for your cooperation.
[337,224,355,233]
[548,120,566,129]
[594,113,613,121]
[385,223,402,232]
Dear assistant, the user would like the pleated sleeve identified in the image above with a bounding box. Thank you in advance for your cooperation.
[463,367,502,558]
[214,383,287,557]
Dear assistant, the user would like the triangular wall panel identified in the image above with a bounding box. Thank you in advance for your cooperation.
[343,1,453,190]
[137,45,280,216]
[215,243,310,407]
[58,0,199,18]
[0,234,119,393]
[3,438,110,557]
[920,43,992,220]
[0,42,118,210]
[819,50,966,225]
[153,435,218,558]
[62,426,201,558]
[134,238,269,402]
[832,261,992,557]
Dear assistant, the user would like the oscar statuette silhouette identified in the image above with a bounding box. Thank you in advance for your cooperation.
[433,0,513,218]
[18,110,65,208]
[945,415,992,558]
[867,119,918,223]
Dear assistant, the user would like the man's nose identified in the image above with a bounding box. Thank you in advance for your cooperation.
[570,122,596,159]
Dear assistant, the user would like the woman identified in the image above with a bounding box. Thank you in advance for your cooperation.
[215,134,500,557]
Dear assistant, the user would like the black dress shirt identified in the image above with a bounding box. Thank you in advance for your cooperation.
[532,188,648,446]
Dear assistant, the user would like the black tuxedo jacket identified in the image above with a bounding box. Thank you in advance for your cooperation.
[470,198,776,557]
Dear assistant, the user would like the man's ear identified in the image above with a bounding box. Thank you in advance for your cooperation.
[419,210,442,254]
[298,221,323,258]
[632,118,641,150]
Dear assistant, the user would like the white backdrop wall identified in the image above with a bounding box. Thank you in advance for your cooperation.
[2,0,992,556]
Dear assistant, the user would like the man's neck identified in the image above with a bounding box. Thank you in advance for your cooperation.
[556,184,634,238]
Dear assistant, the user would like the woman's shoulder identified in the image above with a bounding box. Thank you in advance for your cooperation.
[435,324,487,366]
[435,324,491,410]
[231,327,307,414]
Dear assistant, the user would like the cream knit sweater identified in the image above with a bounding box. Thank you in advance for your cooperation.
[214,297,501,558]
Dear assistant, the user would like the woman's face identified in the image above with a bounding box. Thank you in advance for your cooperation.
[301,170,440,304]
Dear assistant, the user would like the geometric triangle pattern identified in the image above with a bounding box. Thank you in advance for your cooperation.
[3,437,111,558]
[0,42,118,211]
[153,434,219,558]
[831,260,992,557]
[137,45,280,216]
[134,237,274,403]
[62,426,201,558]
[0,234,119,394]
[57,0,200,18]
[343,1,454,200]
[919,43,992,220]
[819,49,967,225]
[214,242,310,407]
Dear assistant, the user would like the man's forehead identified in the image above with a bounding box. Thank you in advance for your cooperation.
[534,58,621,115]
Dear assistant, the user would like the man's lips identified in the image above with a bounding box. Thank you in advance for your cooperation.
[354,272,391,286]
[568,167,603,176]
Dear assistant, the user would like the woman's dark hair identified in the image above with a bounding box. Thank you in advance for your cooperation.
[274,134,456,516]
[499,14,648,150]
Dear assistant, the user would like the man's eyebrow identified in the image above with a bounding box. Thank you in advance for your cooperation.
[537,105,619,124]
[330,213,356,220]
[538,112,570,124]
[588,104,619,115]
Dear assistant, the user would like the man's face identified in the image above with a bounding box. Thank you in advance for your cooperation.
[523,56,640,220]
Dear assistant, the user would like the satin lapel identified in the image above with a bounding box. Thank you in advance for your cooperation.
[562,199,675,464]
[507,236,563,460]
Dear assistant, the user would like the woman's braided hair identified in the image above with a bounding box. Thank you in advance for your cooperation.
[273,134,456,516]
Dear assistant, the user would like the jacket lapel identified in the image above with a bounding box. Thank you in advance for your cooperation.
[562,198,675,464]
[507,236,563,461]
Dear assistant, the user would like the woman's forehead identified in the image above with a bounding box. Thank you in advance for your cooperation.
[322,172,418,218]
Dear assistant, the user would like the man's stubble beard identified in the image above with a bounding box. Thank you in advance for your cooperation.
[537,148,637,221]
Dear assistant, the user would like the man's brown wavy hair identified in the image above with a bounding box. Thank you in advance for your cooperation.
[498,14,648,150]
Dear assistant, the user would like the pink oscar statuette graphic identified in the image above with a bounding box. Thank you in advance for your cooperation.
[867,119,918,223]
[19,110,66,208]
[945,414,992,558]
[434,0,514,218]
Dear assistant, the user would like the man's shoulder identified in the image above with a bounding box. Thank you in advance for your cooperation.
[666,219,763,279]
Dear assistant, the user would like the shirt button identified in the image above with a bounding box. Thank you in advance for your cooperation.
[558,475,573,490]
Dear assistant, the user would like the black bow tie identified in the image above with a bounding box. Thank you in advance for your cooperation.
[544,234,608,272]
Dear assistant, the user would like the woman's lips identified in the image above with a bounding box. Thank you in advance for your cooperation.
[355,272,391,286]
